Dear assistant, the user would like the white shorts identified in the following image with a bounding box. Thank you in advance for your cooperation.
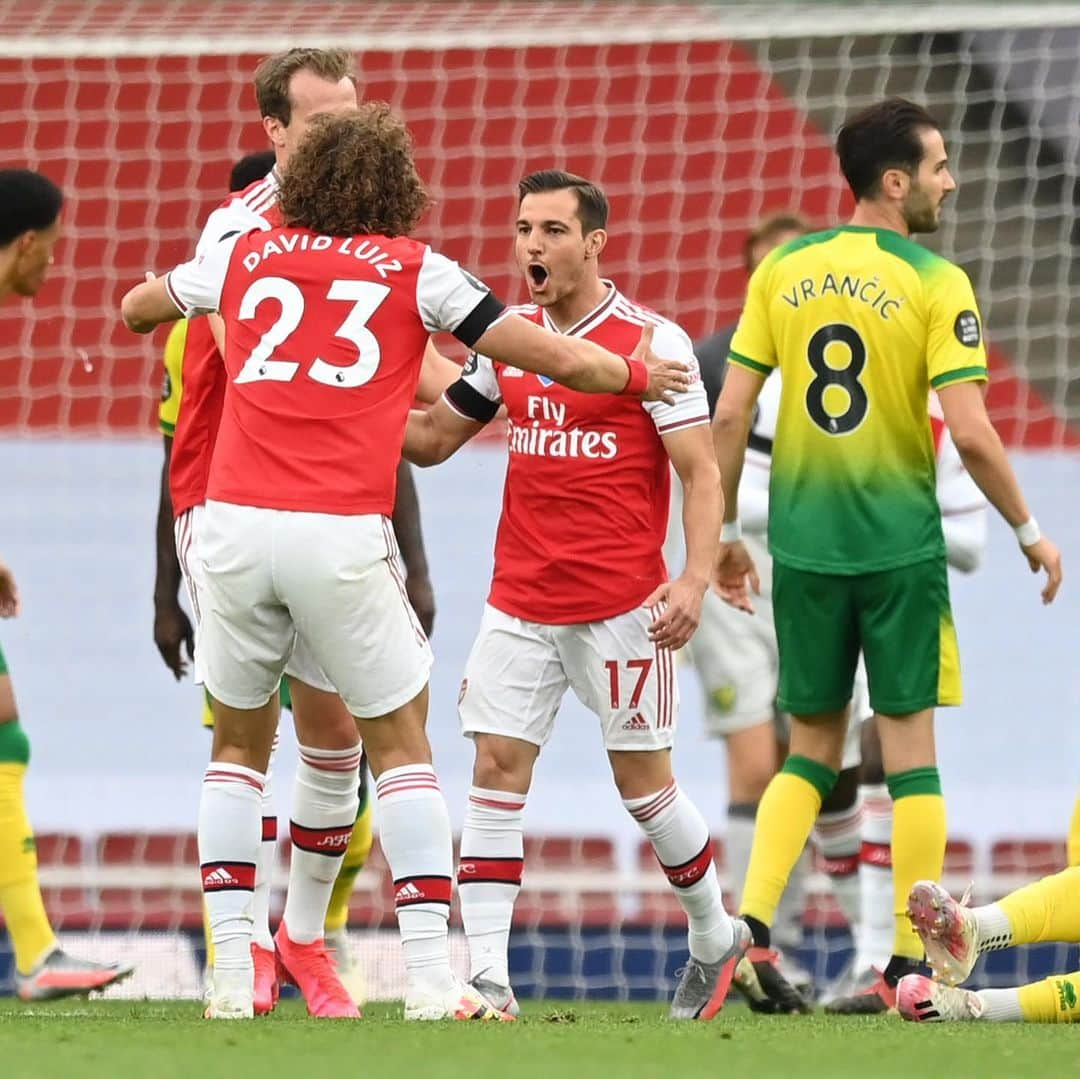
[173,505,335,694]
[684,533,863,770]
[459,603,678,752]
[197,501,432,718]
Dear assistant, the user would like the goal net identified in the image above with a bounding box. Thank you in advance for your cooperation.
[1,0,1078,1002]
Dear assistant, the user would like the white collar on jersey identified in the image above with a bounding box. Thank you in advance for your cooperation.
[540,280,621,338]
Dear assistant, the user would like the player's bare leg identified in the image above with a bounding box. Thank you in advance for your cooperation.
[200,695,278,1019]
[735,711,848,1014]
[458,732,538,1017]
[276,678,362,1018]
[360,688,511,1022]
[610,749,745,1019]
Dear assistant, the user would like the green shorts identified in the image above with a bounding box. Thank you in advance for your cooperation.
[773,557,961,716]
[0,643,7,677]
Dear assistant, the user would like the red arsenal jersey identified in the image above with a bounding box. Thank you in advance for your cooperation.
[166,225,504,515]
[168,170,283,516]
[445,285,709,624]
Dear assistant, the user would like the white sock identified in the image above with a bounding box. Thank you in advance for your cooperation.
[375,764,454,995]
[815,796,863,929]
[198,761,265,974]
[974,903,1014,953]
[252,733,279,951]
[774,847,810,954]
[855,783,894,971]
[724,802,757,909]
[626,781,734,963]
[458,786,526,986]
[282,743,362,944]
[976,987,1022,1021]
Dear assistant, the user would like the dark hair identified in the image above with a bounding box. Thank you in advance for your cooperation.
[0,169,63,247]
[836,98,941,201]
[278,106,431,238]
[743,211,811,271]
[229,150,276,193]
[517,169,609,234]
[253,47,355,126]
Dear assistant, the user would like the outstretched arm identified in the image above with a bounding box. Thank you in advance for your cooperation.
[472,317,687,403]
[403,397,488,467]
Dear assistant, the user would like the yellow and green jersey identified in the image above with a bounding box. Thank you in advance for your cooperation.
[729,225,988,574]
[159,319,187,436]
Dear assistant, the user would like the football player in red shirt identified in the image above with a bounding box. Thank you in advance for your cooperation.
[403,169,750,1020]
[122,110,687,1021]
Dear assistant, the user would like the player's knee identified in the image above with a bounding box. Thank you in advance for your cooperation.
[471,735,535,793]
[726,723,778,803]
[610,751,672,801]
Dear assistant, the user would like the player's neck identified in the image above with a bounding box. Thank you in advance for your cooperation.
[849,201,910,238]
[544,277,611,333]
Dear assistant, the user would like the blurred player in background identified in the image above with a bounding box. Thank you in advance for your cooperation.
[149,49,453,1017]
[122,108,687,1021]
[671,212,823,998]
[898,870,1080,1024]
[713,97,1062,1012]
[405,169,748,1021]
[0,169,132,1000]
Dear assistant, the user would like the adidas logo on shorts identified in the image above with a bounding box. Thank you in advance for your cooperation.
[621,713,650,732]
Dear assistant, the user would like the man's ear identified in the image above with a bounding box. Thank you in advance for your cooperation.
[879,166,911,202]
[263,114,286,150]
[585,227,607,260]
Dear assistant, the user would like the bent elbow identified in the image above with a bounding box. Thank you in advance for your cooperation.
[121,294,152,334]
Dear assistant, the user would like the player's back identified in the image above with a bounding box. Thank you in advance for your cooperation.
[730,225,987,574]
[208,227,433,517]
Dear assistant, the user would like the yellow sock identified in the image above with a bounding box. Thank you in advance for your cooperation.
[1017,973,1080,1023]
[739,755,836,928]
[886,768,946,960]
[324,795,373,934]
[998,866,1080,946]
[1068,792,1080,867]
[0,755,58,974]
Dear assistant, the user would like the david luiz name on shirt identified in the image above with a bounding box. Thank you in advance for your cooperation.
[238,233,405,279]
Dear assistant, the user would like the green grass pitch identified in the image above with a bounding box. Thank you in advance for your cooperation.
[0,998,1069,1079]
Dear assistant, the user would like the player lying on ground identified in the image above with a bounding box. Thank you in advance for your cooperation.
[404,169,749,1020]
[897,871,1080,1023]
[711,97,1062,1014]
[121,106,690,1021]
[0,169,134,1001]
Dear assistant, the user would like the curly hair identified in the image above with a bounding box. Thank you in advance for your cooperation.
[278,106,432,238]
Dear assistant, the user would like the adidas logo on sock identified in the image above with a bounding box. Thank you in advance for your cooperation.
[204,867,238,888]
[621,713,650,731]
[395,881,425,902]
